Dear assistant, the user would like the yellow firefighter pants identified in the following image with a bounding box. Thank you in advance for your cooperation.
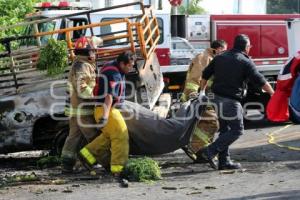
[84,106,129,173]
[61,116,98,159]
[190,106,219,153]
[180,74,218,152]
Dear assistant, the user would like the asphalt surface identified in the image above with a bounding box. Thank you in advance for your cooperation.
[0,118,300,200]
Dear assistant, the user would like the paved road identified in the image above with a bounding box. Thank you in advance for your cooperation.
[1,119,300,200]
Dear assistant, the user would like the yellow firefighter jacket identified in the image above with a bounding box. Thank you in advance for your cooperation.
[181,48,216,101]
[65,56,96,116]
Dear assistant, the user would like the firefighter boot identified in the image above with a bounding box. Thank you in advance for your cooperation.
[196,147,218,169]
[61,156,76,174]
[218,156,242,170]
[78,147,97,173]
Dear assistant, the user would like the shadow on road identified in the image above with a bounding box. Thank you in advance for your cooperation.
[244,118,292,130]
[220,190,300,200]
[231,139,300,163]
[0,157,39,169]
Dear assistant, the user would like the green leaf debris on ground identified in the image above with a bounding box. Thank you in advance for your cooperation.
[122,157,162,182]
[0,172,40,187]
[37,156,61,169]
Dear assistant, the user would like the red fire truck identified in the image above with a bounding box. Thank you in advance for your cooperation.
[212,14,300,69]
[163,14,300,104]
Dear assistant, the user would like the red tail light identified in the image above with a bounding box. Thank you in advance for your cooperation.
[41,2,52,8]
[58,1,70,7]
[163,77,170,83]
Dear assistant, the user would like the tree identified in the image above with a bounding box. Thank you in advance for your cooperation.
[267,0,300,14]
[0,0,41,50]
[0,0,41,38]
[178,0,206,15]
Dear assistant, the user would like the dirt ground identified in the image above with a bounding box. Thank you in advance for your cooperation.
[0,119,300,200]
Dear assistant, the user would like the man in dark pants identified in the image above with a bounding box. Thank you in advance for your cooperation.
[198,34,274,170]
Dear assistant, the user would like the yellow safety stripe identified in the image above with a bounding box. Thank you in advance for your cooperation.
[193,127,211,145]
[185,82,199,91]
[111,165,124,173]
[64,107,94,116]
[180,93,187,102]
[80,147,97,165]
[267,124,300,151]
[80,85,94,98]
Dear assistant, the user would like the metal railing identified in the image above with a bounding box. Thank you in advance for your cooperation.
[0,3,160,96]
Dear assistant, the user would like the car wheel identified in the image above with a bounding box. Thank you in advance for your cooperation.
[49,128,68,156]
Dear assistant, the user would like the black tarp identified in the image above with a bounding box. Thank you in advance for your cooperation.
[120,97,207,155]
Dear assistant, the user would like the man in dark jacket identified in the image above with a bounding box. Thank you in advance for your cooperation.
[198,34,274,170]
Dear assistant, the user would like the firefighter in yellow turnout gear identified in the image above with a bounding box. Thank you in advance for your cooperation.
[181,40,227,162]
[80,52,135,175]
[61,36,103,173]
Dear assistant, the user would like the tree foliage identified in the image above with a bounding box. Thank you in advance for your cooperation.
[0,0,41,37]
[267,0,300,14]
[178,0,206,15]
[0,0,42,51]
[37,38,68,76]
